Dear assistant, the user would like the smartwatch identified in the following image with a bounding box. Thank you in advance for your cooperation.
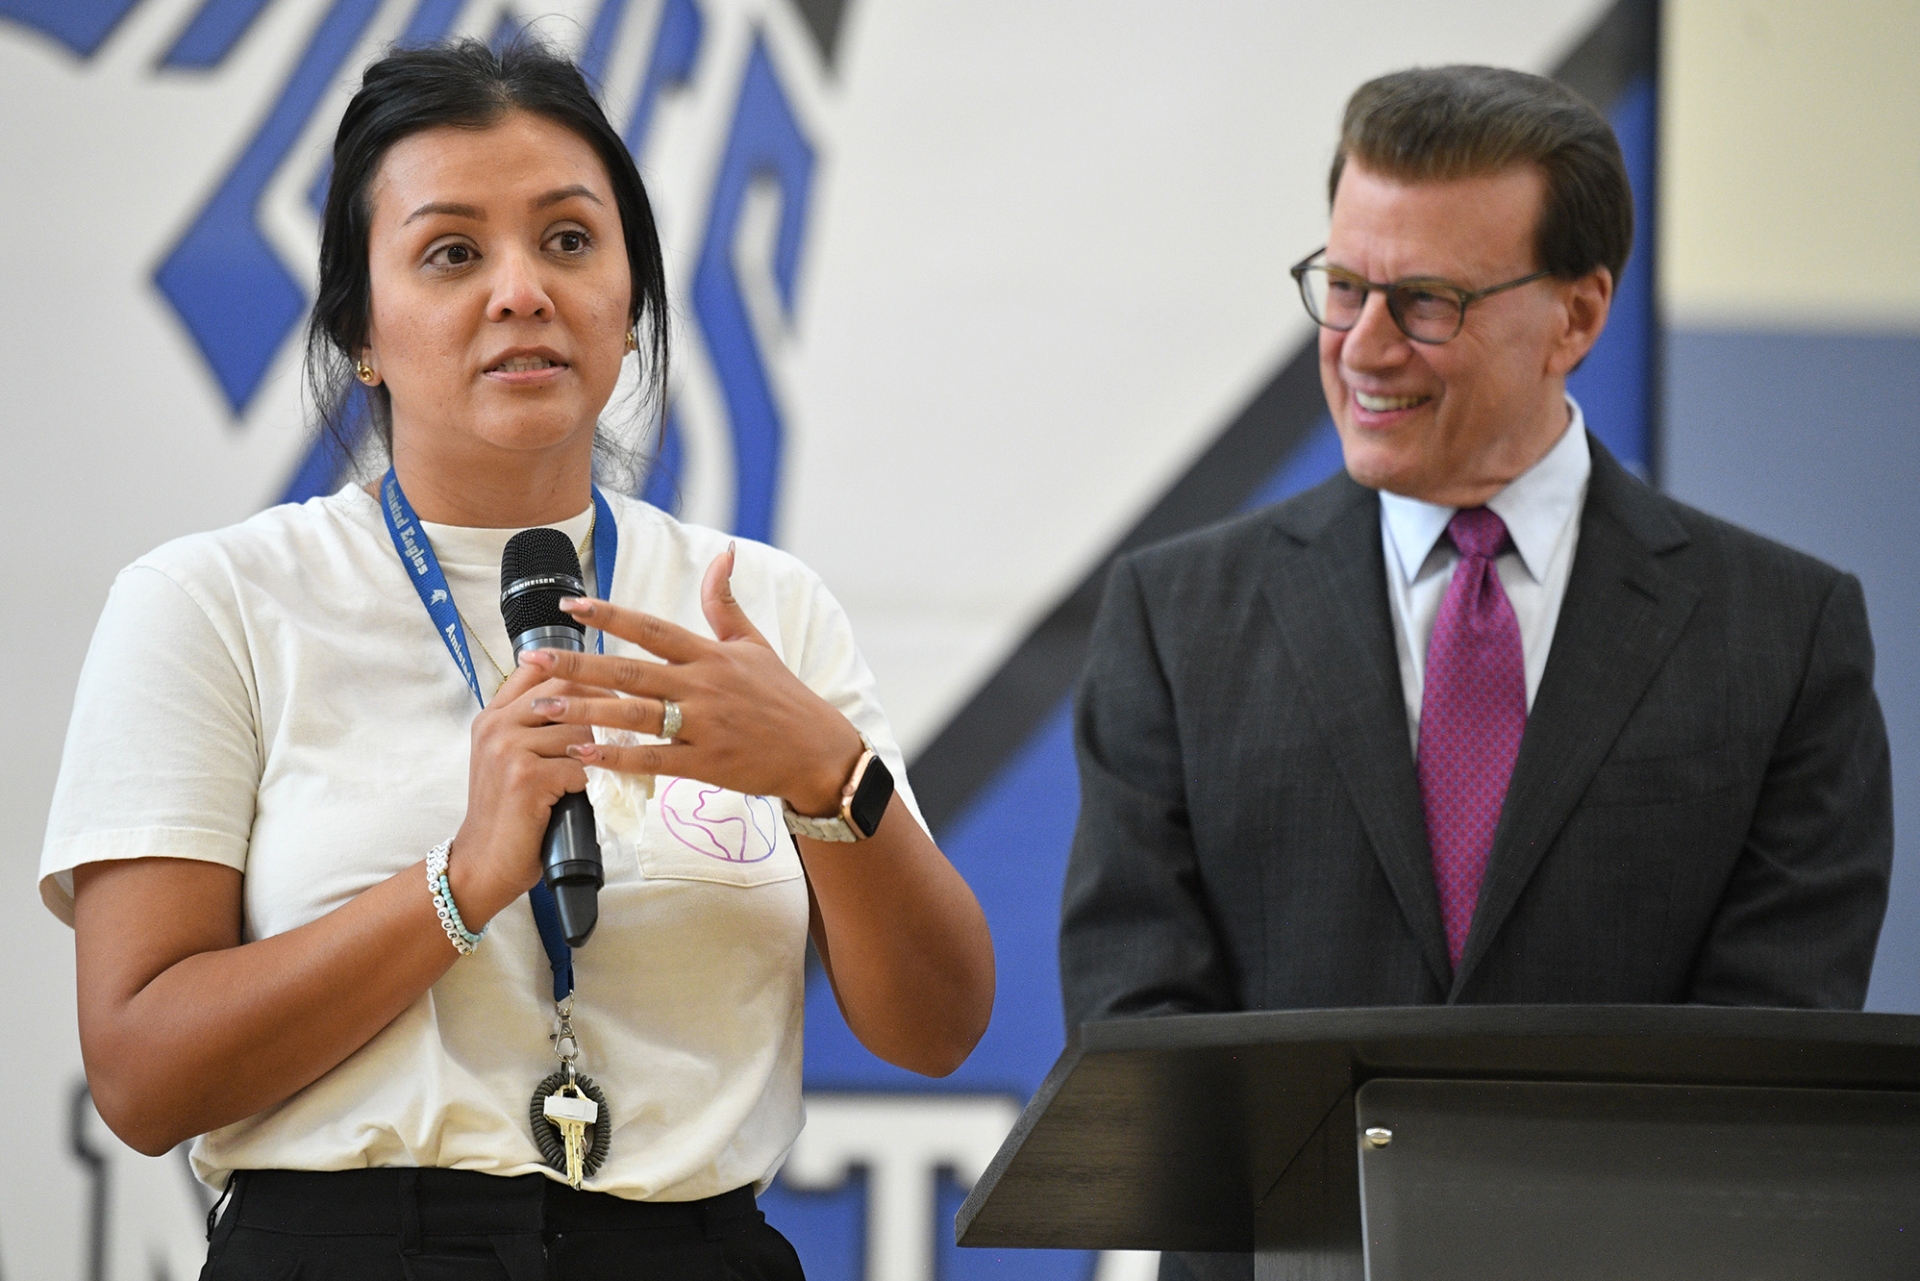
[782,738,895,842]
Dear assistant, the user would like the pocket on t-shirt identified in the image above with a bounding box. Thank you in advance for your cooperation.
[635,777,804,887]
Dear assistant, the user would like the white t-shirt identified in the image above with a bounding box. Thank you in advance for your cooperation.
[40,485,921,1199]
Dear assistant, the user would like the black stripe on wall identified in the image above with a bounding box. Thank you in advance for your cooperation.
[909,344,1325,832]
[788,0,851,68]
[906,0,1659,835]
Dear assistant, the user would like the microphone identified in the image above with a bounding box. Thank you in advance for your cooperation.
[502,527,601,947]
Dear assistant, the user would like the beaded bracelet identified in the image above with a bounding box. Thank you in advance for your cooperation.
[426,838,484,956]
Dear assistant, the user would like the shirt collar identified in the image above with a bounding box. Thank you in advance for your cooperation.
[1378,396,1592,585]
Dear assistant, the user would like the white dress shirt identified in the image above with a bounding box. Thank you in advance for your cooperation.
[1379,398,1592,753]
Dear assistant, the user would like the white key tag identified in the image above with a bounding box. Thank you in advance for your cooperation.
[543,1092,599,1125]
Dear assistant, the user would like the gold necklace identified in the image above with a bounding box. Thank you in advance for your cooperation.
[458,605,513,690]
[452,506,598,696]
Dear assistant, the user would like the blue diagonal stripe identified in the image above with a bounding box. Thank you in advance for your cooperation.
[305,0,469,217]
[577,0,627,87]
[622,0,701,156]
[154,0,384,415]
[159,0,273,69]
[0,0,142,59]
[690,34,812,542]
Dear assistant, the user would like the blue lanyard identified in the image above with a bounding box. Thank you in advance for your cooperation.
[380,468,618,1001]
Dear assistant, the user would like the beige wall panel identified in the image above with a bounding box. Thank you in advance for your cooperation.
[1662,0,1920,329]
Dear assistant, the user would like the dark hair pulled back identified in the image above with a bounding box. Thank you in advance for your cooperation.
[305,37,669,480]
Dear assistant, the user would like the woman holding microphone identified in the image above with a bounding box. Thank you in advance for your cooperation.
[41,38,992,1280]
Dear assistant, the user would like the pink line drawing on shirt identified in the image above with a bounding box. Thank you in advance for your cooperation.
[659,778,779,863]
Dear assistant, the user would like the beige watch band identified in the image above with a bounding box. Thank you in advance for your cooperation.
[781,741,877,842]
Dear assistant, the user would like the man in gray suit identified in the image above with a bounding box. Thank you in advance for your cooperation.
[1062,66,1891,1058]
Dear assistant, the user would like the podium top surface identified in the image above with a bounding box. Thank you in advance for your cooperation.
[955,1005,1920,1252]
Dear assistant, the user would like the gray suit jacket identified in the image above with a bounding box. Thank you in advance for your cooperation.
[1062,437,1892,1025]
[1060,439,1893,1281]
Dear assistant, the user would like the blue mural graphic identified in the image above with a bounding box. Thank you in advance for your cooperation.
[690,34,814,543]
[0,0,141,58]
[253,0,809,551]
[486,9,526,51]
[161,0,275,69]
[136,0,798,546]
[1564,76,1656,477]
[392,0,465,45]
[303,0,469,220]
[622,0,705,520]
[574,0,627,85]
[641,408,688,514]
[624,0,703,154]
[763,700,1091,1281]
[154,0,384,414]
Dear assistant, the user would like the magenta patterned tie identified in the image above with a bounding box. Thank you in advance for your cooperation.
[1419,507,1527,971]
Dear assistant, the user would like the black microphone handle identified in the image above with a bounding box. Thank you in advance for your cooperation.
[512,624,602,947]
[543,790,602,947]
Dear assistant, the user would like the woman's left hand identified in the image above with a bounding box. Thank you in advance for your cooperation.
[525,543,993,1077]
[522,544,862,817]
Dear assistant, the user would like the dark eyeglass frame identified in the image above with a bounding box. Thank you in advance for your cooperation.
[1289,248,1552,345]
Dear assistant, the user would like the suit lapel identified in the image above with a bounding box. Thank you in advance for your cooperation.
[1452,442,1699,993]
[1261,477,1453,991]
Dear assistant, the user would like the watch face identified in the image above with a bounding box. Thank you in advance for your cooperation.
[847,753,895,838]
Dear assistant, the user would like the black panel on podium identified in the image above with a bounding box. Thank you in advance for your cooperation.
[955,1007,1920,1280]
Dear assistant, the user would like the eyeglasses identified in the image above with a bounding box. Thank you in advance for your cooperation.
[1289,248,1551,345]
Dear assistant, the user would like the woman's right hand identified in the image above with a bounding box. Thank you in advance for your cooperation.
[71,656,612,1157]
[447,659,600,929]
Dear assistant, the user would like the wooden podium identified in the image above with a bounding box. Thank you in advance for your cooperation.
[956,1006,1920,1280]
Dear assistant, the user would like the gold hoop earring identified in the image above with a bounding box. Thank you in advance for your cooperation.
[624,328,638,353]
[355,360,378,386]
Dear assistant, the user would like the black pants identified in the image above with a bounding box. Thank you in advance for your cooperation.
[198,1168,805,1281]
